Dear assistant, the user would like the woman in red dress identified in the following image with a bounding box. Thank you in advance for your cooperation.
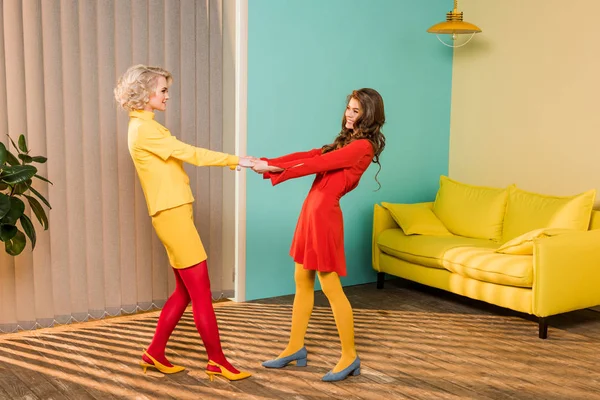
[252,88,386,382]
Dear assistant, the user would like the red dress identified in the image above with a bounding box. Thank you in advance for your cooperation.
[264,139,374,276]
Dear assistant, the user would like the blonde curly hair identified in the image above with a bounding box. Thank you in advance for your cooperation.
[114,64,173,111]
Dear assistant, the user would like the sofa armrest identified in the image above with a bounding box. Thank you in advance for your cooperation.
[372,204,399,272]
[533,229,600,317]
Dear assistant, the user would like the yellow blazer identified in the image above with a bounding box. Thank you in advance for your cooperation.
[128,110,239,216]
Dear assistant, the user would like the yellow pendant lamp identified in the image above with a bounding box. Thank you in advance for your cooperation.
[427,0,481,48]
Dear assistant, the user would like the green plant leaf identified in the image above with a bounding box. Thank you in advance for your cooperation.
[13,183,28,195]
[5,229,26,256]
[0,182,8,190]
[13,179,31,195]
[32,156,47,164]
[0,142,6,165]
[18,134,28,153]
[7,135,18,153]
[19,214,35,250]
[28,185,51,209]
[0,193,10,219]
[18,154,33,164]
[34,174,53,185]
[0,165,37,185]
[6,150,19,166]
[24,195,48,230]
[0,197,25,225]
[0,224,17,241]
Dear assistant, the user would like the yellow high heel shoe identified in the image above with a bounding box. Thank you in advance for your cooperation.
[139,350,185,374]
[205,360,252,382]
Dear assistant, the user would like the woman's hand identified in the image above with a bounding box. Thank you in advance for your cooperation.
[252,159,283,174]
[252,160,268,173]
[238,156,256,168]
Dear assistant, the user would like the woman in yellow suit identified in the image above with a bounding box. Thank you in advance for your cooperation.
[114,64,252,381]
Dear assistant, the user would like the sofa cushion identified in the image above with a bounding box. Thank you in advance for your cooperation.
[502,187,596,242]
[433,176,511,241]
[443,247,533,288]
[381,202,452,236]
[495,228,575,255]
[377,229,498,269]
[591,210,600,230]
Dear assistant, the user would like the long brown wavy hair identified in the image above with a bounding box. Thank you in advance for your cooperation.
[322,88,386,189]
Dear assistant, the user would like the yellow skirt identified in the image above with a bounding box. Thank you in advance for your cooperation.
[151,203,207,269]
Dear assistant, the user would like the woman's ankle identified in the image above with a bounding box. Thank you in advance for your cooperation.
[144,348,173,367]
[209,357,239,374]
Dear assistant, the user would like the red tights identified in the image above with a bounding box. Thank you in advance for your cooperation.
[142,261,238,374]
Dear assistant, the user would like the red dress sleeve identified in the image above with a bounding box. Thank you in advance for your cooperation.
[267,139,373,185]
[263,148,322,164]
[261,148,322,180]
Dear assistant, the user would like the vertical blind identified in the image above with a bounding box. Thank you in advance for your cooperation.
[0,0,230,333]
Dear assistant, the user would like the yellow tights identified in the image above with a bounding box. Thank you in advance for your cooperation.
[278,263,357,373]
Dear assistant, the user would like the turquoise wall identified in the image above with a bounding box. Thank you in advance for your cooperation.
[246,0,453,300]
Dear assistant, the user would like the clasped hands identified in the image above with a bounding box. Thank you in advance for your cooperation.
[238,156,283,174]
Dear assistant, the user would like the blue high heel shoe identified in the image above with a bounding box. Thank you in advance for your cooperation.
[262,347,308,368]
[322,357,361,382]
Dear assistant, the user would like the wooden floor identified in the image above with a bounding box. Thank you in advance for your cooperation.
[1,279,600,400]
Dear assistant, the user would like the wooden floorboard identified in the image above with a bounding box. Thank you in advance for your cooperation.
[1,279,600,400]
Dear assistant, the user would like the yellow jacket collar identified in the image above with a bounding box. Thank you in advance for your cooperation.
[129,110,155,120]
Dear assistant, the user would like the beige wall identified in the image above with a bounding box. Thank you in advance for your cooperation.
[450,0,600,206]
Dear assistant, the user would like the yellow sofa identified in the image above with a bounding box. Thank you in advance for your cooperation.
[372,177,600,339]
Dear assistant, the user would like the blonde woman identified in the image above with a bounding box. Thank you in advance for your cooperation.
[114,64,252,381]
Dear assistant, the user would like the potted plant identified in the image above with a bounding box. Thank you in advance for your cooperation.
[0,135,52,256]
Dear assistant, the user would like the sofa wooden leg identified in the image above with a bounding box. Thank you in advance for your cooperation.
[539,317,548,339]
[376,272,385,289]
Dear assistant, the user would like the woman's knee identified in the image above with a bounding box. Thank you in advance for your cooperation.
[294,264,315,290]
[172,269,191,302]
[174,283,191,303]
[318,272,342,298]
